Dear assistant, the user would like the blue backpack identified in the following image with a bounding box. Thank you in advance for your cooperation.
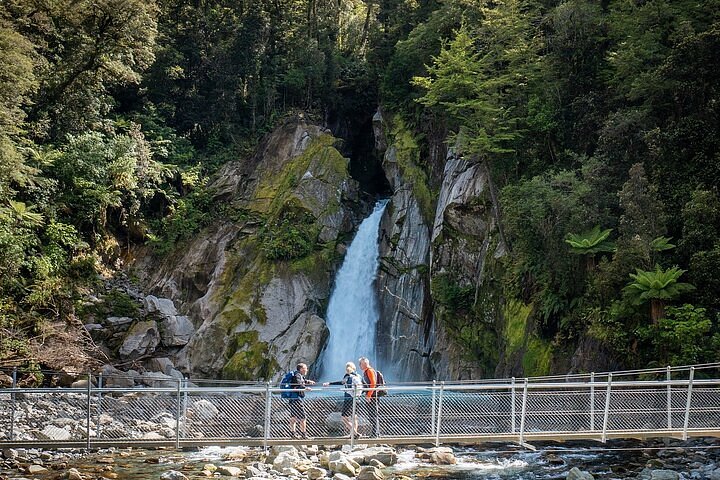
[280,371,299,399]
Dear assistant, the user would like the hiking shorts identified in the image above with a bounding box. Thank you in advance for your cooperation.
[289,399,306,419]
[341,397,354,417]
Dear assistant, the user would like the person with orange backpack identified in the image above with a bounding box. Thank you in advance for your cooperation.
[358,356,384,437]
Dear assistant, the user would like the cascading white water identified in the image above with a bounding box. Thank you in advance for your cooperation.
[318,200,388,380]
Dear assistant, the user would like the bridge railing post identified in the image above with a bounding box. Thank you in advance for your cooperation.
[601,373,612,443]
[590,372,595,431]
[97,374,103,440]
[86,373,92,449]
[430,380,437,436]
[511,377,516,434]
[175,378,182,449]
[351,384,359,448]
[264,382,272,452]
[519,378,528,444]
[682,366,695,440]
[10,367,17,442]
[182,377,189,439]
[667,366,672,430]
[435,382,445,447]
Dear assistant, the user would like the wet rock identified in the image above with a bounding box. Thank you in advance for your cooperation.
[567,467,594,480]
[27,464,49,474]
[328,457,360,476]
[369,459,386,469]
[333,474,353,480]
[357,465,385,480]
[651,470,680,480]
[66,467,84,480]
[216,465,243,476]
[349,447,397,466]
[3,448,19,459]
[430,450,456,465]
[307,466,328,479]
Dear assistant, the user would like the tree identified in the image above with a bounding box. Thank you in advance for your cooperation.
[565,225,614,270]
[623,265,695,324]
[4,0,159,138]
[413,0,539,166]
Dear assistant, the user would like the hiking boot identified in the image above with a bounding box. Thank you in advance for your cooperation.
[300,431,312,440]
[291,431,301,439]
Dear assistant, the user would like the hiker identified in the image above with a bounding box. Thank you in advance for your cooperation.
[359,356,381,437]
[322,361,363,438]
[284,362,315,439]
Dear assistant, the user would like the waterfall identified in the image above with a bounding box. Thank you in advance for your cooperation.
[318,199,388,380]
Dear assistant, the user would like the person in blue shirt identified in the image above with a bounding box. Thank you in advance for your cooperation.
[289,363,315,439]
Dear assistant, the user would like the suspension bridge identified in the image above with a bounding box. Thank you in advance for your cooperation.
[1,364,719,449]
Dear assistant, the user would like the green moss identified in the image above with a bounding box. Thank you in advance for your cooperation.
[222,330,279,381]
[390,118,435,225]
[254,134,347,217]
[523,337,553,377]
[503,299,532,354]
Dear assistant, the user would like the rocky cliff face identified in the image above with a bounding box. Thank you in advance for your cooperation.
[375,142,434,381]
[373,113,508,381]
[141,117,361,380]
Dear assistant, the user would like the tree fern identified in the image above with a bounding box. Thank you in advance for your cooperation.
[623,265,695,323]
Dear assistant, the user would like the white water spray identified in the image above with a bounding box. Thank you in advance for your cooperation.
[318,200,388,380]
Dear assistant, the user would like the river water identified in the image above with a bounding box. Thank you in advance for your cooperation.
[5,439,718,479]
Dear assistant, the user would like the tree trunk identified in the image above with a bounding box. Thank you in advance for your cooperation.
[650,299,665,324]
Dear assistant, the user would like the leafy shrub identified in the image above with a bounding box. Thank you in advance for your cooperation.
[259,206,319,261]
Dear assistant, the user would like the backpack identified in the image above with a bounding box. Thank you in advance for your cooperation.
[375,370,387,397]
[280,370,299,399]
[348,372,363,397]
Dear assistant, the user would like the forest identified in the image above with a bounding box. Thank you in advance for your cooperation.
[1,0,720,376]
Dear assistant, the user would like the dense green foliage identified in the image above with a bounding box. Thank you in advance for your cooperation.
[1,0,720,373]
[400,0,720,369]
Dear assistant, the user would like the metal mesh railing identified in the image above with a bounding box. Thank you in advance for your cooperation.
[1,364,720,447]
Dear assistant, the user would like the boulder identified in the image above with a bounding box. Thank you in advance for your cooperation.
[273,450,301,471]
[119,320,160,359]
[349,447,398,466]
[651,471,680,480]
[140,372,178,388]
[430,450,456,465]
[328,458,360,477]
[216,466,243,477]
[268,445,299,463]
[105,317,134,328]
[567,467,594,480]
[146,357,175,375]
[100,364,135,388]
[159,316,194,347]
[357,466,384,480]
[192,399,219,420]
[28,465,49,474]
[66,467,84,480]
[144,296,178,316]
[38,425,71,441]
[307,466,328,479]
